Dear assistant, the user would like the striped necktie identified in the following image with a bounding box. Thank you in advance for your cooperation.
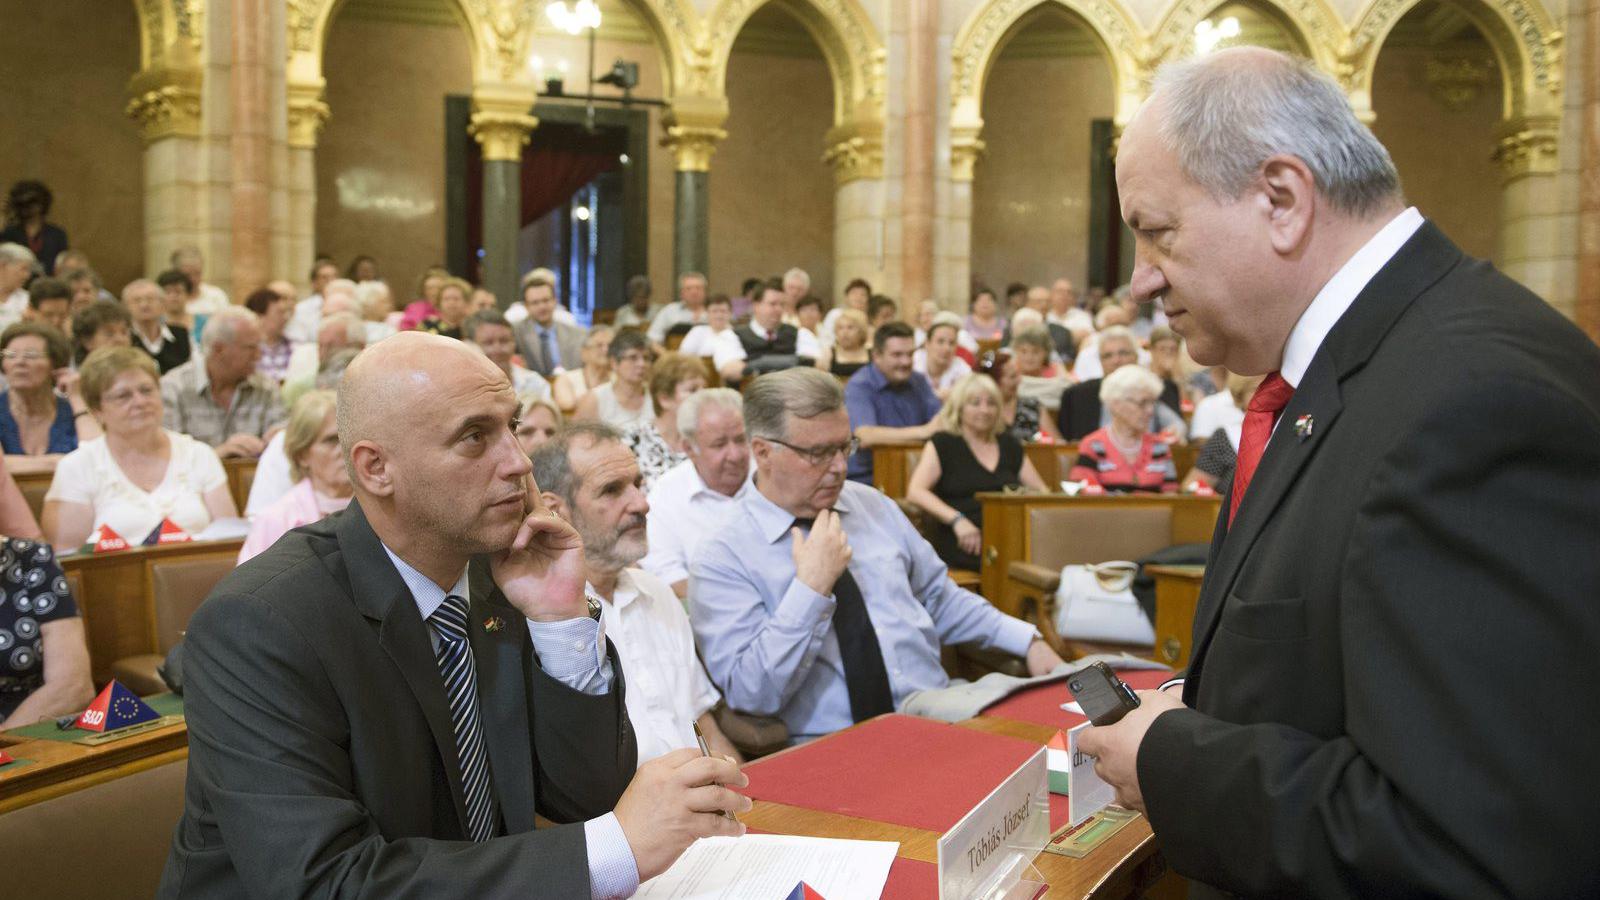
[428,594,498,842]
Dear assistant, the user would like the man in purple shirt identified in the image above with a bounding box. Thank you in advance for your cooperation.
[844,321,942,483]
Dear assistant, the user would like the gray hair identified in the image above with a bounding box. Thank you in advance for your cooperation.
[679,387,743,445]
[1096,325,1137,355]
[353,280,391,316]
[782,267,810,288]
[530,421,623,505]
[0,243,39,269]
[316,347,361,389]
[1150,48,1400,217]
[319,311,367,346]
[743,367,844,442]
[201,306,259,355]
[1100,364,1164,404]
[120,278,159,302]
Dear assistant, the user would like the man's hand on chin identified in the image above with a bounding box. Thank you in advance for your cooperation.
[1075,689,1186,814]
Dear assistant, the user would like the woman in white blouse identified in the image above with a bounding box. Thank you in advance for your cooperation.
[42,347,237,553]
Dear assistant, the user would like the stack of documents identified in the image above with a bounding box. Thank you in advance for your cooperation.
[635,834,898,900]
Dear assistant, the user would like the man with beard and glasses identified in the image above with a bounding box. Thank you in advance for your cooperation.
[689,367,1064,743]
[533,421,742,766]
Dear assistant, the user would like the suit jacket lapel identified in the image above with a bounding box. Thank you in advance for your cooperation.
[338,501,472,837]
[1185,221,1463,690]
[466,560,538,834]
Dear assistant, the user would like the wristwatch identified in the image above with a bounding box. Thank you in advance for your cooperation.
[585,589,603,621]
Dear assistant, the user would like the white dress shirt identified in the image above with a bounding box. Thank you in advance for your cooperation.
[711,321,821,372]
[287,294,323,344]
[596,568,722,766]
[640,460,752,586]
[1189,389,1245,444]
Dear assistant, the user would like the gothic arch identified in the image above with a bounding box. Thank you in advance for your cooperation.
[700,0,886,127]
[1345,0,1562,121]
[1148,0,1347,74]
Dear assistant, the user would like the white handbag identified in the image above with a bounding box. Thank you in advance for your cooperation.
[1052,561,1155,645]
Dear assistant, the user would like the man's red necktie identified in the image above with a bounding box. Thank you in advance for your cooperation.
[1229,372,1295,523]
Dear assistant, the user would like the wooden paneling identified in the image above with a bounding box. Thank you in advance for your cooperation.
[62,539,245,684]
[0,720,187,814]
[1148,564,1205,670]
[15,457,258,522]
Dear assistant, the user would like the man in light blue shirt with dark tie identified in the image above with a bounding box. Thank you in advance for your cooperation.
[689,367,1065,742]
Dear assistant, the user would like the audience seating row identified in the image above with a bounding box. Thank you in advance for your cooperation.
[871,441,1202,501]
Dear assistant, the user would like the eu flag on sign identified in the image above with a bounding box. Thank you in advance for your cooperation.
[785,884,827,900]
[73,680,160,732]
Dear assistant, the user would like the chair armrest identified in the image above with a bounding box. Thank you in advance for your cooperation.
[1007,561,1061,593]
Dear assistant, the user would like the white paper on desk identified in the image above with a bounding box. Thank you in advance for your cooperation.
[634,834,898,900]
[194,517,251,541]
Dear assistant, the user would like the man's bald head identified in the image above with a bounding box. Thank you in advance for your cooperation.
[337,332,508,476]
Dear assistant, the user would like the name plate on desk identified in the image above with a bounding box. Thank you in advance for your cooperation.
[937,746,1049,899]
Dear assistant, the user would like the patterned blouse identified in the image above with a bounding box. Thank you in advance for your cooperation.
[1067,427,1178,493]
[1005,396,1043,443]
[0,539,77,721]
[622,424,687,494]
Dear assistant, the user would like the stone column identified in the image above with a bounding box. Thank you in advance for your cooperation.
[127,68,207,278]
[662,100,727,284]
[826,119,888,298]
[469,88,538,309]
[286,81,329,293]
[1579,0,1600,339]
[946,116,984,313]
[900,0,938,309]
[1493,116,1566,314]
[230,0,273,301]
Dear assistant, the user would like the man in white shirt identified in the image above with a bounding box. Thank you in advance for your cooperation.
[646,272,709,344]
[1045,277,1093,336]
[287,258,340,344]
[533,420,742,766]
[0,243,40,328]
[640,388,752,597]
[171,246,230,316]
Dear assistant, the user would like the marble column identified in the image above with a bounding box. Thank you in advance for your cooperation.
[826,120,888,297]
[469,90,538,310]
[663,101,727,285]
[900,0,938,308]
[1579,0,1600,339]
[127,68,207,278]
[286,80,329,293]
[230,0,273,301]
[1493,116,1565,314]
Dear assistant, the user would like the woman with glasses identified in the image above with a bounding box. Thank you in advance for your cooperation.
[906,374,1046,570]
[552,325,614,410]
[42,347,237,553]
[0,322,99,457]
[1067,365,1178,493]
[574,328,654,430]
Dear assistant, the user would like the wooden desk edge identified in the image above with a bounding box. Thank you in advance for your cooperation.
[0,740,188,814]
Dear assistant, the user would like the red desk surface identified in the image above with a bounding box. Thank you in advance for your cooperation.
[979,668,1172,731]
[741,714,1043,833]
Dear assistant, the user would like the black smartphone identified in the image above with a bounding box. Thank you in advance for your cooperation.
[1066,662,1141,726]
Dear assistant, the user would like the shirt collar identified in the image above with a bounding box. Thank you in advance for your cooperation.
[593,569,642,612]
[381,544,471,623]
[1279,207,1424,388]
[687,463,753,502]
[745,476,856,544]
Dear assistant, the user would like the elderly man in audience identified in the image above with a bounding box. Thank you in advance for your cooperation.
[161,306,285,459]
[780,267,810,320]
[534,422,742,766]
[464,309,553,406]
[1044,277,1091,336]
[612,274,659,330]
[1057,325,1184,441]
[126,278,191,375]
[70,299,132,366]
[715,278,819,384]
[45,347,237,551]
[552,324,613,410]
[575,328,653,431]
[244,286,294,382]
[61,267,104,313]
[0,535,92,730]
[647,271,709,344]
[514,275,586,377]
[24,275,71,336]
[0,322,98,456]
[238,390,351,563]
[282,311,366,408]
[0,243,39,328]
[690,368,1064,742]
[844,321,942,484]
[1067,366,1179,493]
[640,388,751,599]
[287,257,341,344]
[171,246,229,314]
[353,279,399,343]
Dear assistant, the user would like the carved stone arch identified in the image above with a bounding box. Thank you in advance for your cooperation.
[285,0,480,87]
[132,0,205,72]
[1345,0,1562,122]
[700,0,886,126]
[128,0,206,142]
[1148,0,1347,74]
[948,0,1146,181]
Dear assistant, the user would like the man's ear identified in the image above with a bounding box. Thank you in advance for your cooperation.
[1258,154,1316,256]
[347,442,392,497]
[541,490,570,523]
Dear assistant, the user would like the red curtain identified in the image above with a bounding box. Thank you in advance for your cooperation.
[466,122,623,260]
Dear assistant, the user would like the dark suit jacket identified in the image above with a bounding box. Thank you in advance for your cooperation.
[1056,378,1104,440]
[514,318,587,376]
[159,501,636,899]
[1138,223,1600,897]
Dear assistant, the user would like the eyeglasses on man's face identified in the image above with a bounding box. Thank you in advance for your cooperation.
[764,436,860,467]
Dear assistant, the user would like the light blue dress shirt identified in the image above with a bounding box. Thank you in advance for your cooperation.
[382,547,639,900]
[688,480,1037,741]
